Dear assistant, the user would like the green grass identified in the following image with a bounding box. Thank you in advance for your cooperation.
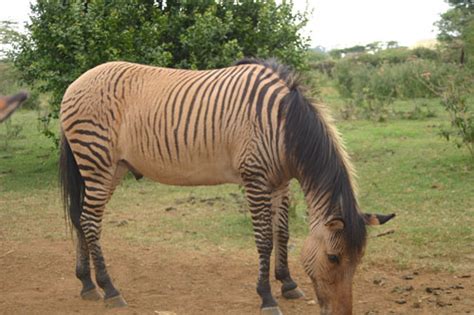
[339,118,473,272]
[0,95,472,273]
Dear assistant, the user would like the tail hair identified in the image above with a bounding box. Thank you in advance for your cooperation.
[59,133,84,233]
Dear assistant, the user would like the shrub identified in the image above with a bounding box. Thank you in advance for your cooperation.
[424,70,474,157]
[333,59,456,101]
[0,62,40,110]
[13,1,309,144]
[412,47,440,61]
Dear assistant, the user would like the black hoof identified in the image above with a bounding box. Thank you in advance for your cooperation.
[104,294,127,308]
[261,306,283,315]
[81,288,102,301]
[282,287,305,299]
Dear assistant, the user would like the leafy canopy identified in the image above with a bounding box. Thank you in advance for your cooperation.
[435,0,474,66]
[12,0,309,140]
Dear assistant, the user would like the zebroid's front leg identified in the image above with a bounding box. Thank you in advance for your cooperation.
[243,175,283,315]
[271,184,305,300]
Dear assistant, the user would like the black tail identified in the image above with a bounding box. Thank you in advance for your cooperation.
[59,133,84,231]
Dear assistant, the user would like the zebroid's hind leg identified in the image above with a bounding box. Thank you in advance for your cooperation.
[63,124,129,308]
[81,183,127,307]
[272,184,305,300]
[79,162,128,308]
[75,228,102,300]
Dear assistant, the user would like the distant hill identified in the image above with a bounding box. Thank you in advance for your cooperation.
[410,39,438,49]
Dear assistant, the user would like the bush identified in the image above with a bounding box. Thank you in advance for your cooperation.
[425,69,474,157]
[0,62,40,110]
[333,59,456,101]
[13,1,309,144]
[412,47,440,61]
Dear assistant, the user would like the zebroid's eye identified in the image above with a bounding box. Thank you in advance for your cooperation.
[327,254,340,264]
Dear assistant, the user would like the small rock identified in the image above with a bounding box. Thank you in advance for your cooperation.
[412,302,421,309]
[458,274,471,279]
[117,220,128,227]
[307,300,317,305]
[402,274,414,280]
[453,296,461,301]
[391,286,413,294]
[436,300,452,307]
[373,277,385,285]
[449,284,464,289]
[165,206,176,212]
[391,286,402,293]
[395,299,407,304]
[426,287,441,293]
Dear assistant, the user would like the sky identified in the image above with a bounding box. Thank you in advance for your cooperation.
[0,0,451,50]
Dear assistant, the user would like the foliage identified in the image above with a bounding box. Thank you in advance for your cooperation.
[179,10,243,69]
[307,49,334,77]
[422,69,474,157]
[333,46,473,156]
[0,21,22,59]
[329,44,365,59]
[333,59,456,101]
[396,102,437,120]
[329,41,405,59]
[0,62,40,110]
[307,48,329,64]
[318,46,441,86]
[411,47,441,61]
[435,0,474,66]
[1,118,23,149]
[335,46,439,68]
[12,0,308,143]
[0,22,40,110]
[339,84,395,122]
[332,55,464,123]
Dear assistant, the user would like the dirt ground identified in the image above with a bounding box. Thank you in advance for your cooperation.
[0,239,472,315]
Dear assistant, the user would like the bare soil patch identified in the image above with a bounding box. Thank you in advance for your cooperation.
[0,239,472,315]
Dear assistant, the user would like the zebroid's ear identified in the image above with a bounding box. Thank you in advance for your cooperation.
[362,213,396,225]
[325,216,345,231]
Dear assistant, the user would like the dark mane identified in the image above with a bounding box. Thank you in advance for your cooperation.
[235,58,367,257]
[234,57,300,91]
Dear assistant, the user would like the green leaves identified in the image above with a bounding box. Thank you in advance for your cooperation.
[179,9,243,69]
[437,72,474,157]
[435,0,474,67]
[12,1,308,145]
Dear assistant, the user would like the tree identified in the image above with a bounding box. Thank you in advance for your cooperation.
[0,21,22,60]
[12,0,309,142]
[329,45,366,59]
[386,41,399,49]
[433,1,474,157]
[435,0,474,66]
